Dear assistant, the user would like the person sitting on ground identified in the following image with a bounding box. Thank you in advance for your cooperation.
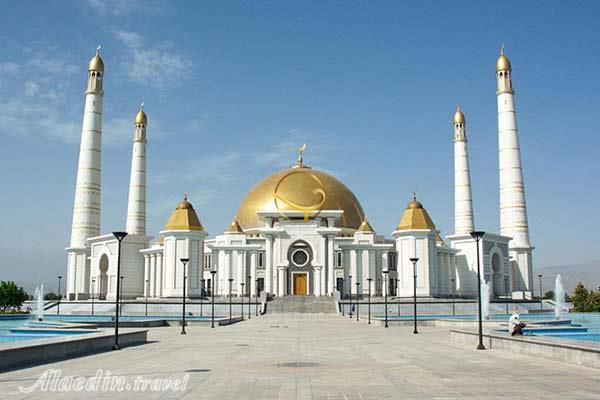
[509,310,526,336]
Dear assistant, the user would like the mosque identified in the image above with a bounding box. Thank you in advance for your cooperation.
[65,47,534,302]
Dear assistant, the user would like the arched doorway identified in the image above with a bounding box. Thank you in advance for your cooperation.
[287,241,313,296]
[98,254,109,300]
[491,253,503,297]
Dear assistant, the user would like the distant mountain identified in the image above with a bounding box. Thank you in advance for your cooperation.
[537,260,600,295]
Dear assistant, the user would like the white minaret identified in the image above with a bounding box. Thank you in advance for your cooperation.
[125,104,148,235]
[453,105,474,235]
[66,47,105,300]
[496,47,534,292]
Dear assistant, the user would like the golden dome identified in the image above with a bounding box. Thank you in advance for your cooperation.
[496,53,511,71]
[236,166,366,230]
[357,219,375,233]
[396,196,436,231]
[88,47,104,72]
[163,196,204,231]
[134,104,147,125]
[225,219,243,233]
[453,105,465,124]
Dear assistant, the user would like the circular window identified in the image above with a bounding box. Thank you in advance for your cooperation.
[291,249,309,267]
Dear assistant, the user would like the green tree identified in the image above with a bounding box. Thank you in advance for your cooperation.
[585,291,600,312]
[0,281,29,312]
[543,290,555,300]
[572,283,589,312]
[44,292,60,301]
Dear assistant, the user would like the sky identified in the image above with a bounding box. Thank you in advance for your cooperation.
[1,1,599,292]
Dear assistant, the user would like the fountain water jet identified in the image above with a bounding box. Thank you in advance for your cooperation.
[481,281,491,320]
[33,284,44,321]
[554,274,565,319]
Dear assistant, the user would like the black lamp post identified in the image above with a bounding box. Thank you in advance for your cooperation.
[409,257,419,334]
[348,275,353,318]
[112,231,128,350]
[470,230,486,350]
[451,278,456,316]
[383,270,389,328]
[255,278,259,317]
[180,258,189,335]
[240,282,245,320]
[57,275,62,315]
[228,278,234,324]
[538,274,543,311]
[396,278,401,316]
[200,279,205,317]
[355,281,360,321]
[247,275,252,319]
[504,276,509,314]
[341,277,345,316]
[367,278,372,324]
[210,270,216,328]
[145,279,149,317]
[119,276,124,315]
[91,278,96,316]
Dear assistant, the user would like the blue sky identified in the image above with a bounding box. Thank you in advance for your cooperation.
[1,1,599,290]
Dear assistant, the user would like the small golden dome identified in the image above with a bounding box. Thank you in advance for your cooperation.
[453,105,465,124]
[396,195,436,231]
[88,47,104,72]
[163,195,204,231]
[435,234,444,244]
[225,220,243,234]
[496,53,511,71]
[134,104,147,125]
[357,219,375,233]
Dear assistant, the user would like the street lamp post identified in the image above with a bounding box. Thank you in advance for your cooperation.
[112,231,128,350]
[180,258,189,335]
[247,275,252,319]
[145,279,149,317]
[504,276,509,314]
[341,277,345,316]
[57,275,62,315]
[409,258,419,334]
[255,278,259,316]
[451,278,456,316]
[240,282,245,320]
[383,270,389,328]
[470,230,486,350]
[200,279,205,317]
[396,278,401,316]
[210,270,216,328]
[228,278,234,324]
[355,281,360,321]
[91,278,96,316]
[538,274,543,312]
[348,275,352,319]
[119,276,124,315]
[367,278,372,324]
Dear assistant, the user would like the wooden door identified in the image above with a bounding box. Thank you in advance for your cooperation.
[293,273,307,295]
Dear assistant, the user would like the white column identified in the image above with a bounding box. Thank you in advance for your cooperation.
[277,266,286,296]
[265,236,273,294]
[315,266,322,296]
[382,252,389,297]
[224,251,232,296]
[250,251,257,297]
[342,250,350,297]
[497,51,533,291]
[237,251,244,297]
[143,255,150,295]
[212,250,219,296]
[453,106,475,235]
[125,106,147,235]
[327,236,335,295]
[369,250,376,294]
[150,254,156,297]
[156,252,163,297]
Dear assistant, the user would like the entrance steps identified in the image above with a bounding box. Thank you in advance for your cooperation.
[266,296,337,314]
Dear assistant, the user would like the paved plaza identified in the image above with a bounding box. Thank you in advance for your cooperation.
[1,314,600,399]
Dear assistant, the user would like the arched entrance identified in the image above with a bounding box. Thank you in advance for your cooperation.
[98,254,109,300]
[287,241,313,296]
[491,252,503,297]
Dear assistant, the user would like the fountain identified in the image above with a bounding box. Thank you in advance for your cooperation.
[33,284,44,321]
[480,281,491,320]
[554,274,565,319]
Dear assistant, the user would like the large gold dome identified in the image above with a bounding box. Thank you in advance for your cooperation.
[236,165,366,230]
